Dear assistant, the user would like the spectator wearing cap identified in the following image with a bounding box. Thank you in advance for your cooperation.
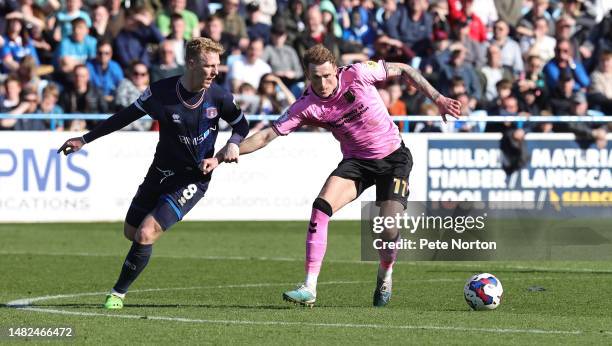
[156,0,200,40]
[490,19,524,76]
[1,13,40,73]
[86,40,124,103]
[262,24,303,86]
[55,17,97,74]
[246,2,271,44]
[543,39,590,93]
[114,7,164,69]
[51,0,92,42]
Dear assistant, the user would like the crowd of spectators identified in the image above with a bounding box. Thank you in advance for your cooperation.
[0,0,610,143]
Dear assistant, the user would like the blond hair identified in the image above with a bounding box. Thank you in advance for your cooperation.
[42,84,60,99]
[185,37,225,62]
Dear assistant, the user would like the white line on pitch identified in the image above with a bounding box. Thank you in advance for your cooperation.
[5,281,371,307]
[4,282,606,336]
[13,306,585,335]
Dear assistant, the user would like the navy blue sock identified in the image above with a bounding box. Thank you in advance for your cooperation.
[112,242,153,294]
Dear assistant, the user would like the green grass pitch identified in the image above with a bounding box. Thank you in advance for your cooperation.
[1,221,612,344]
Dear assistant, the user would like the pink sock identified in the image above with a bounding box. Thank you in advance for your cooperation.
[304,207,330,288]
[378,235,399,280]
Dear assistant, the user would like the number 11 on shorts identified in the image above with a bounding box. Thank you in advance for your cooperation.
[393,178,408,197]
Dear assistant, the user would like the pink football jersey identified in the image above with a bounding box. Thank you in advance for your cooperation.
[271,60,402,159]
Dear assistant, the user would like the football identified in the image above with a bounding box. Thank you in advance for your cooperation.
[464,273,503,311]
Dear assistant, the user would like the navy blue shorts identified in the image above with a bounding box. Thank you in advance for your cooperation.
[126,165,209,231]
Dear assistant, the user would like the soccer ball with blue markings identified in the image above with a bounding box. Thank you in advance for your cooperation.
[464,273,503,310]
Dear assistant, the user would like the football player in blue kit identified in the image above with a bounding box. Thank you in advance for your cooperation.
[57,38,249,309]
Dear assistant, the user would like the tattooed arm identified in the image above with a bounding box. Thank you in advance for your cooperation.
[385,62,461,120]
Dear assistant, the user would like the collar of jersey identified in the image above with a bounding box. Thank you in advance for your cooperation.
[176,78,206,109]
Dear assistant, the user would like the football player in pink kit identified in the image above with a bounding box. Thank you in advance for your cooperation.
[204,45,461,307]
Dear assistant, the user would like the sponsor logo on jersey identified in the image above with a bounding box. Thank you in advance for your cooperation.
[177,126,218,145]
[365,61,378,69]
[172,113,181,123]
[206,107,218,119]
[343,89,355,103]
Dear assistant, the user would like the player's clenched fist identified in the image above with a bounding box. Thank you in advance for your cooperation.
[200,157,219,174]
[219,143,240,163]
[57,137,86,156]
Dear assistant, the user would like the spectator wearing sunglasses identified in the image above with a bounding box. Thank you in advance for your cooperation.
[86,40,124,103]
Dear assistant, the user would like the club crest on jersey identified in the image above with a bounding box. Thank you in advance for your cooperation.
[206,107,218,119]
[343,89,355,103]
[365,61,378,69]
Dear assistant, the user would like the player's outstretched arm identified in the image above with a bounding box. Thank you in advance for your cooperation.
[200,128,279,174]
[239,127,279,155]
[386,62,462,122]
[57,104,146,156]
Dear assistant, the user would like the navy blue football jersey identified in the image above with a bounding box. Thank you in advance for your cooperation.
[134,76,244,172]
